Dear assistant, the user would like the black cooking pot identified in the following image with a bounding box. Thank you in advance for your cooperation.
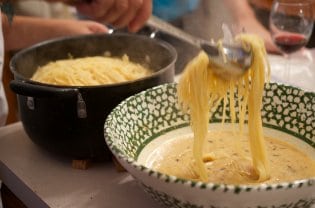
[10,34,176,161]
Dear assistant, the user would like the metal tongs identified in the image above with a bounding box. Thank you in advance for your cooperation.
[147,16,253,80]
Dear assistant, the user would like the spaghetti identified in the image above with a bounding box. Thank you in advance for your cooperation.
[31,55,152,86]
[177,34,271,182]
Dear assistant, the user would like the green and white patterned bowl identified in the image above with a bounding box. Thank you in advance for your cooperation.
[104,82,315,208]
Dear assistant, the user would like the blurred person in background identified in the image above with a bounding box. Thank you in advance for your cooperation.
[152,0,218,75]
[152,0,213,39]
[152,0,314,54]
[152,0,200,26]
[223,0,279,53]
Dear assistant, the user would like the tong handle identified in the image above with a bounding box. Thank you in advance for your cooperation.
[147,16,208,48]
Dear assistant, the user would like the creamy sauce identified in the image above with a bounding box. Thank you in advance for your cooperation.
[145,131,315,185]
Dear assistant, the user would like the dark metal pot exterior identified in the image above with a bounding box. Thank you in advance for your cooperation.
[10,34,176,160]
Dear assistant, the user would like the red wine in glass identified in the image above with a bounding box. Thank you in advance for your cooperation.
[274,33,307,54]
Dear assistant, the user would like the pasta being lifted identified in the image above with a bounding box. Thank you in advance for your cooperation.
[177,34,271,182]
[31,55,152,86]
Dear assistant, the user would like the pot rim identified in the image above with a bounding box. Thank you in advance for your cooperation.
[10,33,177,89]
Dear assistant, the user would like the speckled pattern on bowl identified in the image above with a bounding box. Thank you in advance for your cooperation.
[104,82,315,208]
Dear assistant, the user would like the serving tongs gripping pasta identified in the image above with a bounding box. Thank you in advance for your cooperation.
[147,16,253,80]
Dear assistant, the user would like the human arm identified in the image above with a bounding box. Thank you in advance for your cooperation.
[2,14,108,51]
[223,0,279,53]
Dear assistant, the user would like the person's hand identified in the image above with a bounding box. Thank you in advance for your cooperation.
[52,19,109,36]
[76,0,152,32]
[70,0,152,32]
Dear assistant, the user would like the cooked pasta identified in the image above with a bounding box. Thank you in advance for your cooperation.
[177,34,271,182]
[31,55,152,86]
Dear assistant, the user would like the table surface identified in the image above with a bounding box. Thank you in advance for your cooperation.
[1,52,315,208]
[268,49,315,92]
[0,122,162,208]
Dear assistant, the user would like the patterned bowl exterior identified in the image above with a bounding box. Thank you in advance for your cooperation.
[104,82,315,208]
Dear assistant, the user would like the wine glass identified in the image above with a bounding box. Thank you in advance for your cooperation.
[269,0,314,70]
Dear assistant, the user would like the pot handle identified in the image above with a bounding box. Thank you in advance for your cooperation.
[10,80,79,98]
[10,80,87,118]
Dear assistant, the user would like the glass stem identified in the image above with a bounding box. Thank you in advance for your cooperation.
[285,53,291,82]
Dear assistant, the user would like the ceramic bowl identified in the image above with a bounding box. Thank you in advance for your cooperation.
[104,82,315,208]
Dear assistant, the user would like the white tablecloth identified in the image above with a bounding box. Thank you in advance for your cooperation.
[269,48,315,92]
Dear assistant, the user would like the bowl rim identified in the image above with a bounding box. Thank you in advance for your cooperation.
[104,82,315,193]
